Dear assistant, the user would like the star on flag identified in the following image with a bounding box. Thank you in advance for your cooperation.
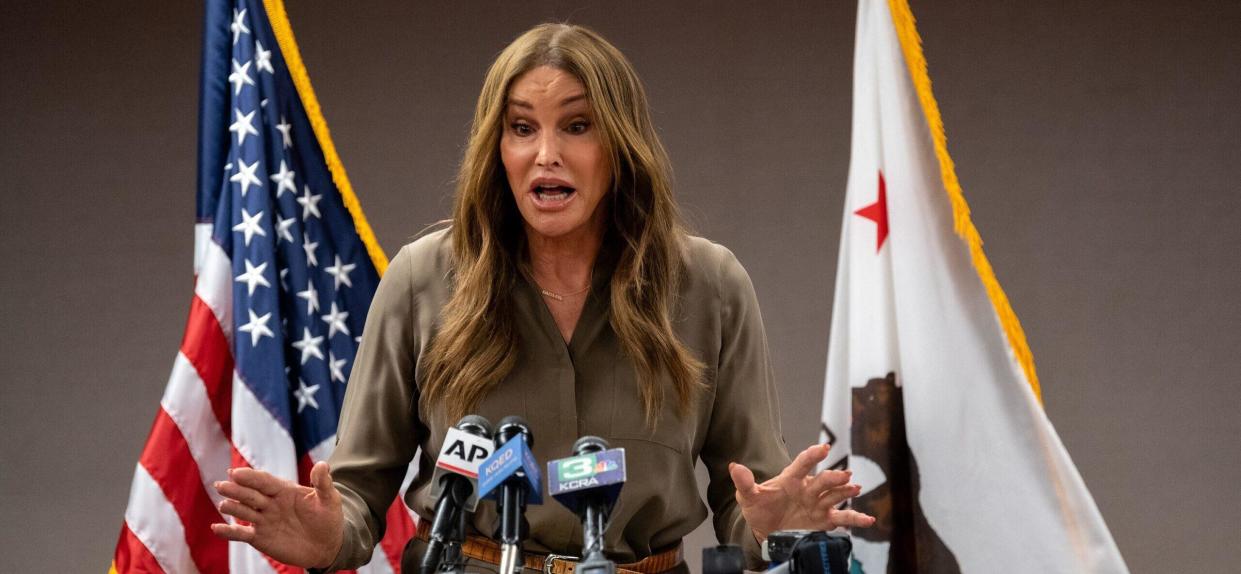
[324,256,356,289]
[270,160,296,197]
[237,308,274,347]
[228,108,259,145]
[293,380,320,413]
[229,8,250,46]
[230,159,262,197]
[232,208,266,246]
[228,59,255,96]
[321,302,350,339]
[855,171,890,252]
[254,40,274,74]
[234,259,270,296]
[298,185,322,219]
[290,327,324,365]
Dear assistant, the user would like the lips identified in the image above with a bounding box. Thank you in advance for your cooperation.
[529,178,577,209]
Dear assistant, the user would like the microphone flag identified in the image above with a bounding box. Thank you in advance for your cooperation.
[818,1,1128,572]
[547,448,626,515]
[110,0,412,572]
[478,433,543,505]
[429,426,496,511]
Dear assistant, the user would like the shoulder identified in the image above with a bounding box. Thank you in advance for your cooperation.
[680,234,754,298]
[390,227,454,289]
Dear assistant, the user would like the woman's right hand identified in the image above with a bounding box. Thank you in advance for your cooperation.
[211,460,344,569]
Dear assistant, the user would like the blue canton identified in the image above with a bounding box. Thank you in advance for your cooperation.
[199,0,380,457]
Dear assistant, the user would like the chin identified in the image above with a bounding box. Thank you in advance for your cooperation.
[523,214,593,241]
[526,222,579,240]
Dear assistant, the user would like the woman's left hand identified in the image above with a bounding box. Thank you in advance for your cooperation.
[730,443,876,543]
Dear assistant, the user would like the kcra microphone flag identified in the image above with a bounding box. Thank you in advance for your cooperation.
[111,0,413,572]
[818,0,1128,572]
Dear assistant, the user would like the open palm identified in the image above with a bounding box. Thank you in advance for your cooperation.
[730,443,875,542]
[211,461,344,568]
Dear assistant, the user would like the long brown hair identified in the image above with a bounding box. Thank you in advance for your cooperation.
[421,23,705,425]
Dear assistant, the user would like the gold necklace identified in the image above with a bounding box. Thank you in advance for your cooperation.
[536,273,592,302]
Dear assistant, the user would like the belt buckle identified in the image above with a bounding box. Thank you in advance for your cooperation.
[543,553,579,574]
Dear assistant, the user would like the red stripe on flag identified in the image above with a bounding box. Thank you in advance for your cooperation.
[181,295,234,436]
[297,453,314,486]
[114,523,165,574]
[382,498,416,573]
[139,409,229,574]
[230,444,250,472]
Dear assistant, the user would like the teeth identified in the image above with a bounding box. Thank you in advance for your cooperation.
[534,184,574,202]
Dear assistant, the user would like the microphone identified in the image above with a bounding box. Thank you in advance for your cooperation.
[422,415,495,574]
[548,436,627,574]
[477,416,542,574]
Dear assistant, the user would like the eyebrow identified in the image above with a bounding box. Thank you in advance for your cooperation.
[508,93,588,109]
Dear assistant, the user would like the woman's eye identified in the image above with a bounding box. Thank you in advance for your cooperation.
[567,121,590,134]
[511,123,533,136]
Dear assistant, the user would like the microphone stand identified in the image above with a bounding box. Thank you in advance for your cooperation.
[576,491,616,574]
[437,504,468,574]
[497,484,528,574]
[423,479,470,574]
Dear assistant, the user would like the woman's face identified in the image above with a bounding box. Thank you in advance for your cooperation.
[501,66,611,245]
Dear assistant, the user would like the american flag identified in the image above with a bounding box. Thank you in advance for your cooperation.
[112,1,415,572]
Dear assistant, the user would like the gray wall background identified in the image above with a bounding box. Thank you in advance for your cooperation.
[2,1,1238,572]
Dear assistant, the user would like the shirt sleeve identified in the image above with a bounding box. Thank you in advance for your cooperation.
[321,244,429,571]
[697,246,792,569]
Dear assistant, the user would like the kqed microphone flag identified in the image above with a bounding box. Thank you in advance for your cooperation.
[819,0,1128,572]
[111,0,415,572]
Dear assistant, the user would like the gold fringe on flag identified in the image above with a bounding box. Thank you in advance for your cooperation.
[886,0,1042,401]
[262,0,390,276]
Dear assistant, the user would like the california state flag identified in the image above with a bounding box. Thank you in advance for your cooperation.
[819,1,1129,572]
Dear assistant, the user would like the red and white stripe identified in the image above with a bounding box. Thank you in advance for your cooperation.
[114,234,415,573]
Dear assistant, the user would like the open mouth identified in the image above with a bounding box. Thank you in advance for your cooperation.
[532,183,576,203]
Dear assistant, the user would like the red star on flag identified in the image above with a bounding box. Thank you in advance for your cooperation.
[855,171,889,252]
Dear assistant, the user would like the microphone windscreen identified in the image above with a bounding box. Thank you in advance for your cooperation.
[496,415,533,447]
[458,414,494,438]
[572,435,608,455]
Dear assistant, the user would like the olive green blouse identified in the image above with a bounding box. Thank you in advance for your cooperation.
[324,229,791,571]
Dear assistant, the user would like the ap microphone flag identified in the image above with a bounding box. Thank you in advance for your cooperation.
[818,0,1127,572]
[429,424,496,512]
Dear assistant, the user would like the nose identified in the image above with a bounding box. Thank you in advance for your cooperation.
[535,130,561,168]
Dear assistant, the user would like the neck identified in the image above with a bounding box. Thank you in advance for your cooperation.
[526,227,603,292]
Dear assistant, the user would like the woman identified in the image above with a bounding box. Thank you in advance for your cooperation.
[212,23,873,572]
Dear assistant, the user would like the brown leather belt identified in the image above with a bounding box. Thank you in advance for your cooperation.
[414,524,682,574]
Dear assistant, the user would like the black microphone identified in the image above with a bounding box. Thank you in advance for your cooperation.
[548,436,627,574]
[422,415,495,574]
[479,416,541,574]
